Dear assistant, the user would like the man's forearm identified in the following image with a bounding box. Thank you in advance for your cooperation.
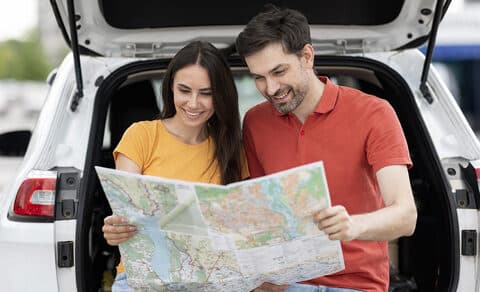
[351,202,417,241]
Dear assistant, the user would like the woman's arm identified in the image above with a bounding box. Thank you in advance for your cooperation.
[102,153,141,246]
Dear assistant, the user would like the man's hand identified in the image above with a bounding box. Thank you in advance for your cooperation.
[252,282,289,292]
[102,215,137,246]
[313,205,361,241]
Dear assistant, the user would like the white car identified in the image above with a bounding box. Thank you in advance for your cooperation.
[1,0,479,291]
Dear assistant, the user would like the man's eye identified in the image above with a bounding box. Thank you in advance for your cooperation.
[254,76,264,81]
[274,70,285,75]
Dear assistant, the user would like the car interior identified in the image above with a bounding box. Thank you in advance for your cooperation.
[77,56,457,292]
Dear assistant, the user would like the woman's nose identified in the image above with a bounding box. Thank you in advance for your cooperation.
[187,93,199,107]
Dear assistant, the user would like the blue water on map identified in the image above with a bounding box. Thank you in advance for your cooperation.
[103,178,172,281]
[260,178,300,238]
[137,215,171,281]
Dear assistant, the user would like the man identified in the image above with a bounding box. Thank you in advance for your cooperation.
[236,5,417,292]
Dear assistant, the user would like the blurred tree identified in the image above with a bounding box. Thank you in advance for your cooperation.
[0,30,53,81]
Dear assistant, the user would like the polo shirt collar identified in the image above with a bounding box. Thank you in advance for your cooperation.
[314,76,339,114]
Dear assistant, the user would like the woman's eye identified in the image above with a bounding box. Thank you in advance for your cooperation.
[179,89,190,93]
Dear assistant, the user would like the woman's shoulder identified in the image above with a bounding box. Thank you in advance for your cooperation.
[121,120,162,143]
[127,119,160,132]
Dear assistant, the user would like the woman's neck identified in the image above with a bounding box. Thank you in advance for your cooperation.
[161,117,208,145]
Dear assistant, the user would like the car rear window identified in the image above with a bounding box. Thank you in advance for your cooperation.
[100,0,405,29]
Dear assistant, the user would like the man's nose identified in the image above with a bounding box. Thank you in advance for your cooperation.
[266,78,280,96]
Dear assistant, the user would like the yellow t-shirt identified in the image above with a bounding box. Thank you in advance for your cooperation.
[112,120,248,273]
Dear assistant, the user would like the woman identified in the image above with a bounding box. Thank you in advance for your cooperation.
[102,41,248,291]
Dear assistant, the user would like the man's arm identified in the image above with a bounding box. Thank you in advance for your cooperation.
[315,164,417,241]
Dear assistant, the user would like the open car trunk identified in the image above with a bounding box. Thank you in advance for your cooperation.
[77,55,457,292]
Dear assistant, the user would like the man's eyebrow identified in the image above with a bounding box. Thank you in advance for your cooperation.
[251,64,287,77]
[270,64,287,73]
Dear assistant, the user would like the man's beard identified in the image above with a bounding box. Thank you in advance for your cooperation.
[269,86,307,114]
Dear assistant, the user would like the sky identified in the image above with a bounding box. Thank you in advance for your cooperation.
[0,0,38,41]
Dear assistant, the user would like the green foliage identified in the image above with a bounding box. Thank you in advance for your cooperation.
[0,31,54,81]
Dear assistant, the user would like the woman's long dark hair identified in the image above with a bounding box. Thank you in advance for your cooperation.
[160,41,243,184]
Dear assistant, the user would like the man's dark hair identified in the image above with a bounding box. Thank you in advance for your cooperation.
[236,5,311,58]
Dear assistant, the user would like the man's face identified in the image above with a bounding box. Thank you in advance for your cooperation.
[245,43,311,114]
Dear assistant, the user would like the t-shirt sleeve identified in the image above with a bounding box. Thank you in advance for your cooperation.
[242,112,265,178]
[113,122,151,169]
[366,101,412,173]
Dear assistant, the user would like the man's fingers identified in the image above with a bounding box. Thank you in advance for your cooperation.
[314,205,343,222]
[327,231,344,241]
[316,213,340,229]
[254,282,289,292]
[313,205,358,241]
[321,222,343,236]
[317,211,350,230]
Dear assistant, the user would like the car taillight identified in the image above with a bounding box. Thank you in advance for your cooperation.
[13,177,56,218]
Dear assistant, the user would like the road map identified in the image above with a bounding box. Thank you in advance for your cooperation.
[96,161,344,291]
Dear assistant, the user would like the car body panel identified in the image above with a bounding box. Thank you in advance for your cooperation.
[0,55,130,291]
[52,0,442,57]
[373,50,480,160]
[0,221,57,290]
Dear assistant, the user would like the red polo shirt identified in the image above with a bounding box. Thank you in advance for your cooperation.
[243,77,412,292]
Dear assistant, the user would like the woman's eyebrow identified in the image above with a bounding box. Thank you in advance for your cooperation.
[177,83,211,91]
[177,83,191,89]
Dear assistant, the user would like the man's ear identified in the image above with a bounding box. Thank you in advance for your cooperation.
[301,44,315,69]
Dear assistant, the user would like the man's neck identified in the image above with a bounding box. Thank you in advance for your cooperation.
[292,77,325,123]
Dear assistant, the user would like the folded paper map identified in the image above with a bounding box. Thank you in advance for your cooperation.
[96,161,344,291]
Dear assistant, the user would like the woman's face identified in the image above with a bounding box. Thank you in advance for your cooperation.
[172,64,215,129]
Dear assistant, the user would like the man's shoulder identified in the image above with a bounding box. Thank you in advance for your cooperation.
[338,85,391,112]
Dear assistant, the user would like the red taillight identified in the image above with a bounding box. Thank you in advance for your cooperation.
[13,178,56,217]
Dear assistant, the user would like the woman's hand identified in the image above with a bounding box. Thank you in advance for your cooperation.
[102,215,137,246]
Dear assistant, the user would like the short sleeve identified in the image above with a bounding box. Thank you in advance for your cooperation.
[366,101,412,173]
[242,112,265,178]
[113,122,152,169]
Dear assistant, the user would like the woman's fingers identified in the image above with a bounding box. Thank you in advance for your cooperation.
[102,215,137,246]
